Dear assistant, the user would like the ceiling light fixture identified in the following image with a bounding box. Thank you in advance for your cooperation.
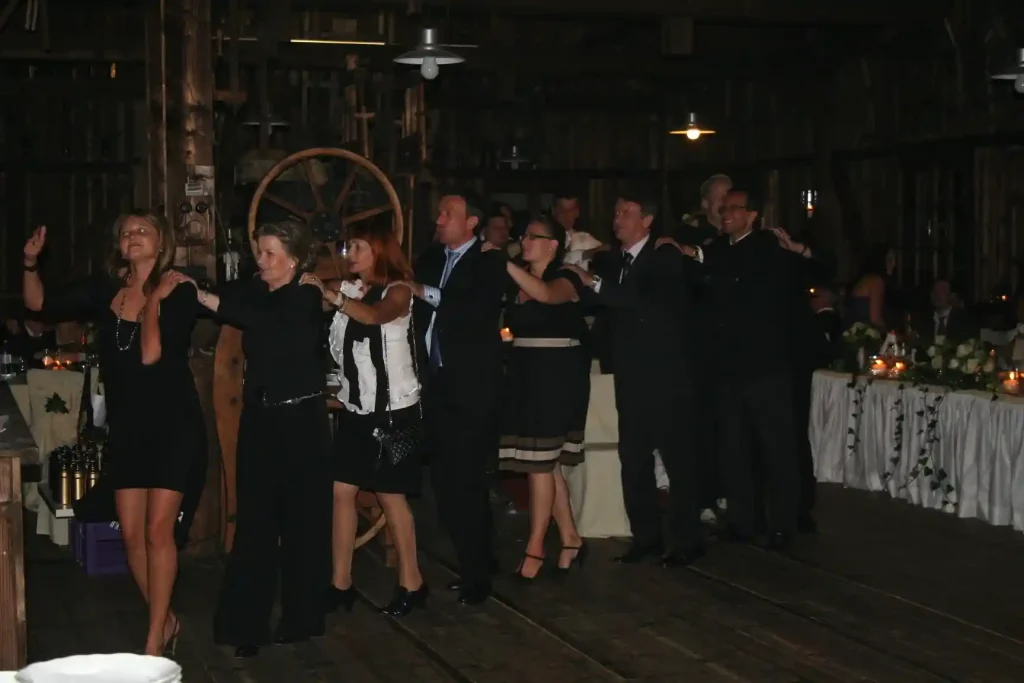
[669,112,716,140]
[991,47,1024,94]
[394,28,464,81]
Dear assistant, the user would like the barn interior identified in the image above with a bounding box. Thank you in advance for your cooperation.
[2,0,1024,681]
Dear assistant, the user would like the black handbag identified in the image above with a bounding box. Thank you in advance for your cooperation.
[372,308,424,467]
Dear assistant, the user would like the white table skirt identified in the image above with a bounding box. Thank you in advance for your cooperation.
[810,370,1024,532]
[563,365,632,539]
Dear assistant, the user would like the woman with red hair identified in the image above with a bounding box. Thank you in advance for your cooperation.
[302,221,426,618]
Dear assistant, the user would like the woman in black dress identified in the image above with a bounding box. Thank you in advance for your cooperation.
[22,213,207,656]
[304,221,426,618]
[490,215,590,580]
[171,220,332,659]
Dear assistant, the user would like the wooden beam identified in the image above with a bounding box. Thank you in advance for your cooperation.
[365,0,935,23]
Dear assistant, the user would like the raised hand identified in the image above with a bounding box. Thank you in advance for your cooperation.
[24,226,46,263]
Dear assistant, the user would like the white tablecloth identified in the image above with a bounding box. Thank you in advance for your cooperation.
[810,370,1024,531]
[563,363,632,538]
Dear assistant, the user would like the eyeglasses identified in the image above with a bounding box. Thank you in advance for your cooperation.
[520,233,557,242]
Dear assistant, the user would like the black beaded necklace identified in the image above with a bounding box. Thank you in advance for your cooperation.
[114,284,143,352]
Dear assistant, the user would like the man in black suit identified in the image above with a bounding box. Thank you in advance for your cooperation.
[692,188,827,550]
[911,279,977,346]
[565,186,704,567]
[408,190,508,605]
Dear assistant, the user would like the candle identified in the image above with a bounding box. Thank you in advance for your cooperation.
[891,361,906,376]
[500,327,514,343]
[869,356,888,377]
[1004,371,1019,394]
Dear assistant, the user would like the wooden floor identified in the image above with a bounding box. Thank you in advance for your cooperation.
[26,484,1024,683]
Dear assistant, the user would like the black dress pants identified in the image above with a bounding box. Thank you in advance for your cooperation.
[426,369,498,584]
[792,363,817,521]
[213,397,333,647]
[615,377,701,551]
[692,369,720,510]
[716,372,799,536]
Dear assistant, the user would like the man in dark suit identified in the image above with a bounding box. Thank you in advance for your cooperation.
[565,186,704,567]
[911,279,977,346]
[409,190,508,605]
[693,188,827,550]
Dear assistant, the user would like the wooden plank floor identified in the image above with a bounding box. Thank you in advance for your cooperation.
[25,484,1024,682]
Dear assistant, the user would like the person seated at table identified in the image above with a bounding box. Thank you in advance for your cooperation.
[303,221,428,618]
[1,316,56,359]
[909,279,977,346]
[175,220,332,658]
[22,214,207,657]
[847,243,897,331]
[489,215,590,580]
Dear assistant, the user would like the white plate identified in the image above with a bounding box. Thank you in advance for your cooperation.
[16,654,181,683]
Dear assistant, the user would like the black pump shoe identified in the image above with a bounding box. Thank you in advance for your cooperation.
[380,584,429,617]
[556,542,588,574]
[512,553,546,582]
[325,585,357,613]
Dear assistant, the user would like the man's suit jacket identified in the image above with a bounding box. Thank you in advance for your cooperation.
[591,239,695,411]
[413,240,508,408]
[912,307,977,346]
[701,230,835,381]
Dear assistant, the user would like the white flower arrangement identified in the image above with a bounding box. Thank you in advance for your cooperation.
[843,322,882,344]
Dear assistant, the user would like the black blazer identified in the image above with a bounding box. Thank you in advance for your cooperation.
[701,230,835,381]
[911,307,977,346]
[591,238,696,404]
[413,240,508,399]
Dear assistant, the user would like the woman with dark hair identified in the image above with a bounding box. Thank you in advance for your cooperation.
[486,215,589,580]
[303,221,427,617]
[23,212,206,656]
[167,220,332,658]
[848,242,896,330]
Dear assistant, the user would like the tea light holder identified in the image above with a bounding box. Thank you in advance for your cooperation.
[500,327,514,343]
[890,360,907,377]
[868,356,889,377]
[1003,370,1020,394]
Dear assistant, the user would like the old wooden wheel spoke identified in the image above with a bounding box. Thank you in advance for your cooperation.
[263,192,313,222]
[332,166,359,215]
[342,204,393,227]
[300,159,326,211]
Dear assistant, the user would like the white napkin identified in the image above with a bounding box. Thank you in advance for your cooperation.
[16,654,181,683]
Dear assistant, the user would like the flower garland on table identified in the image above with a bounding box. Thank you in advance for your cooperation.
[836,323,882,373]
[905,336,999,393]
[882,384,957,512]
[844,376,871,459]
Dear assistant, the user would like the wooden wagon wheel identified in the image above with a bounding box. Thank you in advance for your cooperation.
[216,147,403,554]
[246,147,405,281]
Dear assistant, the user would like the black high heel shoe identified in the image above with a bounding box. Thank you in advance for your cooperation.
[512,553,546,582]
[162,615,181,657]
[556,542,588,574]
[380,584,429,617]
[325,584,357,613]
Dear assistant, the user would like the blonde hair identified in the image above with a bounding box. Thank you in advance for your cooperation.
[107,211,176,294]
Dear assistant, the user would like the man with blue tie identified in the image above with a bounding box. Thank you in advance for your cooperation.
[406,190,508,605]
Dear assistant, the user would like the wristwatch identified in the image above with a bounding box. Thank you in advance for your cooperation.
[589,275,602,291]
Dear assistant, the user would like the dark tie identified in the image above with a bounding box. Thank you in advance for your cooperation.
[937,315,948,336]
[619,251,634,284]
[428,249,458,371]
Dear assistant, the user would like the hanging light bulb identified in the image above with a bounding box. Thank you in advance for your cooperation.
[420,56,439,80]
[669,112,716,140]
[394,28,463,81]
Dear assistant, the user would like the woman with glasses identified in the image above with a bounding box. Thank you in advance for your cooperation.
[485,215,590,581]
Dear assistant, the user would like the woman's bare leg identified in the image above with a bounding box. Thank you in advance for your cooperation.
[376,493,423,590]
[143,488,184,655]
[552,467,583,568]
[519,472,555,578]
[116,488,150,601]
[331,482,360,589]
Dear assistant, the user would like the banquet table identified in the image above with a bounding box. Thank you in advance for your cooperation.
[810,370,1024,532]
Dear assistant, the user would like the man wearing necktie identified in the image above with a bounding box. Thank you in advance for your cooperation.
[406,190,508,606]
[911,279,976,346]
[565,186,705,568]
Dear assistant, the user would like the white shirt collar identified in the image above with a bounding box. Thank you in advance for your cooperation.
[623,234,650,260]
[817,307,834,313]
[445,236,477,257]
[729,229,753,245]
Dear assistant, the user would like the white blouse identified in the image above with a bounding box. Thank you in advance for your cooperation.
[328,281,420,415]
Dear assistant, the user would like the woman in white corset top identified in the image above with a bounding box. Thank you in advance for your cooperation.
[302,221,426,618]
